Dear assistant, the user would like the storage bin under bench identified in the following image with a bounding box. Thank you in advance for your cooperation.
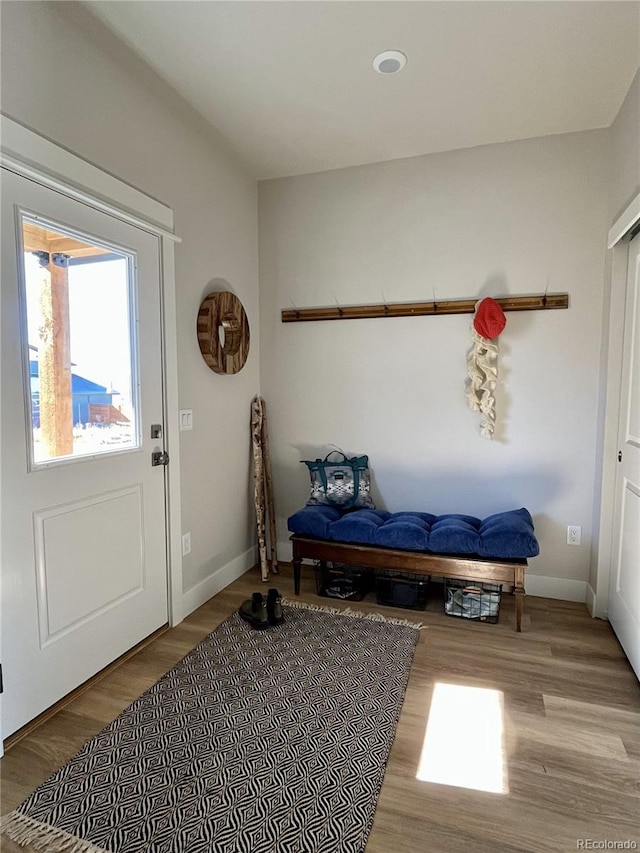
[287,506,539,632]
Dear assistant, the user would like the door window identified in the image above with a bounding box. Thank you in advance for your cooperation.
[19,216,140,466]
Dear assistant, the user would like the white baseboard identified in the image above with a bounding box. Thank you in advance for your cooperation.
[278,540,294,563]
[525,574,587,603]
[182,546,257,618]
[587,585,609,620]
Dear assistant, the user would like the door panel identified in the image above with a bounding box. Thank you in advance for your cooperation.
[609,231,640,679]
[34,486,146,644]
[617,482,640,601]
[1,169,168,738]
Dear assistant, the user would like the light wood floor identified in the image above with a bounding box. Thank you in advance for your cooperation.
[2,565,639,852]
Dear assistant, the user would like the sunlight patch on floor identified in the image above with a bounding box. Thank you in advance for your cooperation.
[417,682,509,794]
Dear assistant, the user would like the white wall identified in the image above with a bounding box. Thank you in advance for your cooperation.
[609,69,640,223]
[259,131,610,600]
[0,2,260,609]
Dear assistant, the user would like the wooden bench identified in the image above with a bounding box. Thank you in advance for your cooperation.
[290,534,527,631]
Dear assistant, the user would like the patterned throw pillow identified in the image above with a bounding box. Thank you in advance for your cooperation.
[302,452,375,510]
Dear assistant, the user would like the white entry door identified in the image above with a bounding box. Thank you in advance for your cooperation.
[1,169,169,738]
[609,230,640,679]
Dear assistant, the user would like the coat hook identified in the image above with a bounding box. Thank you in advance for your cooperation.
[289,299,301,319]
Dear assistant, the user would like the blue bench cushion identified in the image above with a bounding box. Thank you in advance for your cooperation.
[287,505,539,560]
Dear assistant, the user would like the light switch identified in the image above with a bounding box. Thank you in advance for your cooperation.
[179,409,193,431]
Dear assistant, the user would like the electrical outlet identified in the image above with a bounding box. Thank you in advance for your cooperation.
[567,526,582,546]
[182,532,191,556]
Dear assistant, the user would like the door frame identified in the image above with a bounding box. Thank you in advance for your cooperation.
[592,192,640,618]
[0,113,185,628]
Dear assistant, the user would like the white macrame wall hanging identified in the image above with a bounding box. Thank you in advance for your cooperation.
[465,297,507,439]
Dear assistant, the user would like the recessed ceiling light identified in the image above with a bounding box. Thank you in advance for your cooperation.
[372,50,407,75]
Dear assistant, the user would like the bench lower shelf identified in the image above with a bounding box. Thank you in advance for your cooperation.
[290,534,527,632]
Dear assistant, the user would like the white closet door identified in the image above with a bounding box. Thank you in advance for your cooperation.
[609,231,640,679]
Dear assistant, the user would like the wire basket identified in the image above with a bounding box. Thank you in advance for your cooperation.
[444,578,501,623]
[376,570,429,610]
[315,562,373,601]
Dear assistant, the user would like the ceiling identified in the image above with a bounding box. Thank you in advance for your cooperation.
[87,1,640,181]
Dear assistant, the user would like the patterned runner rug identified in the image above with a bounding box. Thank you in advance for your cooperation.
[2,601,420,853]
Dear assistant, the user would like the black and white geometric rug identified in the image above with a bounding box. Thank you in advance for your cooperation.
[1,601,420,853]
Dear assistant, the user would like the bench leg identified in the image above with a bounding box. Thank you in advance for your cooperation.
[293,556,302,596]
[514,588,525,632]
[514,565,525,632]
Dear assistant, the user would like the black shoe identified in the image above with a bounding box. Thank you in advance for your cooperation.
[266,588,284,625]
[239,593,269,629]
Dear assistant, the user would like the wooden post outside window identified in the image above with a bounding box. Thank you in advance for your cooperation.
[35,250,73,458]
[23,222,110,461]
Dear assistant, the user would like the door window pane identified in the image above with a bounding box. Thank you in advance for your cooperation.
[20,217,139,465]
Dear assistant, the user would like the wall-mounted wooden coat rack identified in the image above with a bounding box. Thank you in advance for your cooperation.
[281,293,568,323]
